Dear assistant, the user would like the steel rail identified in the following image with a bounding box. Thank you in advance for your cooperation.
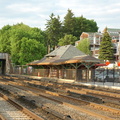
[9,83,120,116]
[1,75,120,120]
[0,114,6,120]
[0,92,44,120]
[13,84,119,120]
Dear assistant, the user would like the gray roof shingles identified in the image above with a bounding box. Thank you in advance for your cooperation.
[28,45,99,65]
[46,45,86,59]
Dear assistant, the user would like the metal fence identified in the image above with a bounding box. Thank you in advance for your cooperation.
[94,67,120,86]
[12,65,120,86]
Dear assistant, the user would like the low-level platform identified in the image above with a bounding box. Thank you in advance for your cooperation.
[8,74,120,90]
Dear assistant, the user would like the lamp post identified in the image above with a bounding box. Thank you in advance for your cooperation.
[93,33,96,57]
[117,32,120,61]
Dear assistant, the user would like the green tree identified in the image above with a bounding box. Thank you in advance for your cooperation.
[0,23,47,65]
[58,34,77,46]
[10,23,46,65]
[45,10,99,45]
[45,13,62,50]
[63,9,75,35]
[76,38,91,55]
[0,25,11,53]
[99,28,114,60]
[19,38,46,65]
[73,16,98,39]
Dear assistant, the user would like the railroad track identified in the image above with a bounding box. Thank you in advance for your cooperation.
[65,88,120,98]
[0,75,120,120]
[20,78,120,106]
[30,78,120,100]
[0,83,73,120]
[1,75,120,106]
[5,83,120,120]
[0,92,43,120]
[65,88,120,105]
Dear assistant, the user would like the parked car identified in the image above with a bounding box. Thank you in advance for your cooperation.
[96,72,119,82]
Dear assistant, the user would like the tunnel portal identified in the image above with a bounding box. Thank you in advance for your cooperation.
[0,53,11,75]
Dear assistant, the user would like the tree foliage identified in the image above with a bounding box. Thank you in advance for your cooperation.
[0,9,99,65]
[45,9,98,48]
[73,16,98,39]
[0,25,11,53]
[0,23,47,65]
[45,13,62,49]
[58,34,77,46]
[99,28,114,60]
[76,38,91,55]
[19,38,46,65]
[62,9,98,39]
[63,9,75,35]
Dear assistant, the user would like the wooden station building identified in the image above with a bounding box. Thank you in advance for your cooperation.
[27,45,100,82]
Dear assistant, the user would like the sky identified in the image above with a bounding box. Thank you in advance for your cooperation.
[0,0,120,32]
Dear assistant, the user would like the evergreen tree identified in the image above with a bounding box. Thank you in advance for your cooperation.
[99,28,114,60]
[45,13,62,50]
[45,10,99,44]
[63,9,75,35]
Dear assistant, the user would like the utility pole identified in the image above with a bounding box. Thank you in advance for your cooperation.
[118,32,120,61]
[93,33,96,57]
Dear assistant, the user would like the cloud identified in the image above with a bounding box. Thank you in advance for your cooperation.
[0,0,120,31]
[6,3,46,13]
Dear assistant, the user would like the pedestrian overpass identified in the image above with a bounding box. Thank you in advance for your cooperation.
[0,53,12,74]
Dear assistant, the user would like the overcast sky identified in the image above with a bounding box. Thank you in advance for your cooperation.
[0,0,120,32]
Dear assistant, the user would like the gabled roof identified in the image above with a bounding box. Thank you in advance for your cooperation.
[46,45,86,59]
[27,45,100,66]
